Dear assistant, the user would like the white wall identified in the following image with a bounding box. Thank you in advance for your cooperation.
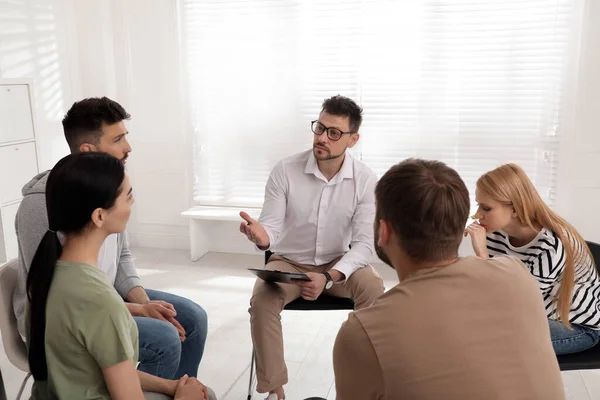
[0,0,80,169]
[111,0,192,250]
[70,0,192,250]
[0,0,192,251]
[555,0,600,243]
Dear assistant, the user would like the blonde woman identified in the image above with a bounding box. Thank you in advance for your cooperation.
[466,163,600,355]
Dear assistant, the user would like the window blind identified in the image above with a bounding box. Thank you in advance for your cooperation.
[181,0,577,208]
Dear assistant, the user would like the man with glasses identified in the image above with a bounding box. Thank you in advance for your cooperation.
[239,95,385,400]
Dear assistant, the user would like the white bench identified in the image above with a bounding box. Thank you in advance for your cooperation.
[181,206,261,261]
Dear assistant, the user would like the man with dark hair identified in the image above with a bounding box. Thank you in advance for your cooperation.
[13,97,211,396]
[333,159,564,399]
[62,97,132,156]
[239,95,385,400]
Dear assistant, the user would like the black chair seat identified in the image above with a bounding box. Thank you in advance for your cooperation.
[556,241,600,371]
[285,294,355,311]
[557,342,600,371]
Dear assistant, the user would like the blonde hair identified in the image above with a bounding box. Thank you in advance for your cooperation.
[477,163,594,328]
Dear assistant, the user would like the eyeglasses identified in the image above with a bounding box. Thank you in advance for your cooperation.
[311,120,354,142]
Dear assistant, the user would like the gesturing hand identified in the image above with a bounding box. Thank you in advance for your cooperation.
[239,211,270,249]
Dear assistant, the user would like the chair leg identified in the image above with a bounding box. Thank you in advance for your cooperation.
[16,373,31,400]
[247,347,255,400]
[0,368,6,400]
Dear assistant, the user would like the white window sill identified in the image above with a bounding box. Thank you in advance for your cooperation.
[181,206,261,222]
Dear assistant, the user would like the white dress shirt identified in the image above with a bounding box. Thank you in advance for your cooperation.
[97,233,119,285]
[259,149,377,279]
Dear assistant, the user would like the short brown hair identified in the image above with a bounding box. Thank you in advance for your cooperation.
[62,97,130,152]
[321,95,363,132]
[375,158,470,263]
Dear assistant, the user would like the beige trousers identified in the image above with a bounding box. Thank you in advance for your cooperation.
[248,255,385,393]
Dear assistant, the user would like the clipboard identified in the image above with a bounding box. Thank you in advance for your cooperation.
[248,268,311,284]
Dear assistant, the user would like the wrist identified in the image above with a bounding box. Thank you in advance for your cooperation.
[328,269,345,282]
[126,303,143,317]
[259,233,271,250]
[321,271,332,289]
[476,248,489,258]
[163,379,178,397]
[125,286,151,305]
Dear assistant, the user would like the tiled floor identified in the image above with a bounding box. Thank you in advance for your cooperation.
[2,248,600,399]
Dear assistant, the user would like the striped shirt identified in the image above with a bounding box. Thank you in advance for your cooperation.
[487,229,600,329]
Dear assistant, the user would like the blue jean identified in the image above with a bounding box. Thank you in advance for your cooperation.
[549,319,600,355]
[135,289,208,379]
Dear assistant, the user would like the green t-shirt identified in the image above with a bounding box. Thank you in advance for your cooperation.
[31,261,138,400]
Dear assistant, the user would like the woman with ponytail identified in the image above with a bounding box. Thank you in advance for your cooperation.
[27,152,210,400]
[465,163,600,355]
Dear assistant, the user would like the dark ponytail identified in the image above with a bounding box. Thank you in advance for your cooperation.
[25,152,125,381]
[26,230,62,380]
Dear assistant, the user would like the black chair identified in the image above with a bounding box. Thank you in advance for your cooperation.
[247,251,354,400]
[556,241,600,371]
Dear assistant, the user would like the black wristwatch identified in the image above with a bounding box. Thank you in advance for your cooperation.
[323,271,334,290]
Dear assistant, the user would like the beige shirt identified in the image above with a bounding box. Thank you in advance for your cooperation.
[333,256,564,400]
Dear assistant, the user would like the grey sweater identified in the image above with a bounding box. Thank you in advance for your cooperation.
[12,171,142,337]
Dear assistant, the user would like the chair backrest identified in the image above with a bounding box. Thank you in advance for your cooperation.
[586,241,600,274]
[0,259,29,372]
